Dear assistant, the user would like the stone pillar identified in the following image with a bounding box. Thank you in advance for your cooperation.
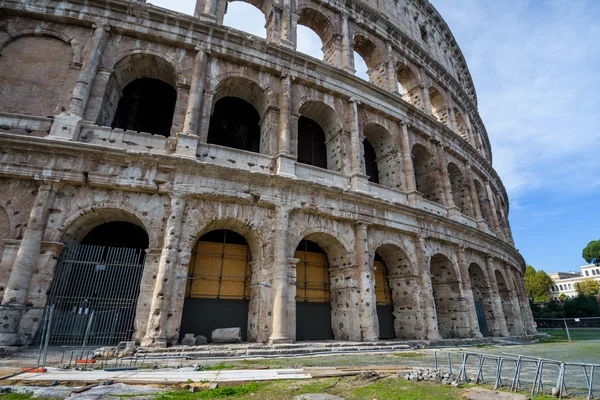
[340,13,354,73]
[348,99,368,192]
[279,0,295,48]
[447,104,458,132]
[3,182,57,306]
[176,50,209,158]
[386,43,397,93]
[485,256,509,337]
[503,264,525,336]
[465,163,484,224]
[266,6,283,45]
[484,180,502,236]
[142,194,186,347]
[415,236,442,340]
[495,193,514,244]
[49,24,110,140]
[456,246,483,338]
[421,84,432,115]
[355,223,378,341]
[398,122,419,205]
[198,89,216,144]
[269,208,293,344]
[436,144,459,217]
[276,74,296,177]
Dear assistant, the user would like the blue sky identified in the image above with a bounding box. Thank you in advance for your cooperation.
[150,0,600,272]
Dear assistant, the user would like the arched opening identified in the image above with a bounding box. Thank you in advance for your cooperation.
[448,163,471,217]
[0,36,72,117]
[374,253,394,339]
[353,35,384,86]
[180,230,252,341]
[297,101,343,172]
[468,263,497,337]
[295,239,333,340]
[430,254,468,339]
[474,179,493,228]
[48,221,149,346]
[454,109,469,141]
[396,62,420,106]
[296,8,334,63]
[297,116,327,169]
[207,97,260,153]
[429,87,448,125]
[374,244,421,339]
[223,1,267,38]
[112,78,177,137]
[495,270,517,335]
[97,54,178,137]
[363,124,400,189]
[412,144,443,204]
[363,139,379,183]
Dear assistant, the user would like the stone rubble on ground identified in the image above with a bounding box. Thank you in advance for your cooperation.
[402,368,462,387]
[211,327,242,343]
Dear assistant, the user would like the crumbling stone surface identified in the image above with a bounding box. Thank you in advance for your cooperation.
[212,328,243,343]
[0,0,534,348]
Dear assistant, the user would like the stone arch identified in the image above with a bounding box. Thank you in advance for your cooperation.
[352,34,385,87]
[0,29,80,62]
[292,229,354,341]
[430,253,469,339]
[0,34,74,117]
[447,162,471,217]
[428,86,448,125]
[468,262,498,336]
[363,123,401,189]
[495,269,518,335]
[222,0,272,39]
[473,178,493,228]
[96,53,179,136]
[296,7,336,63]
[396,61,421,106]
[373,242,423,340]
[412,143,443,204]
[454,108,469,141]
[297,100,344,172]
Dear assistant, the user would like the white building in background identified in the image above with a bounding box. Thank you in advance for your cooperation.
[549,264,600,299]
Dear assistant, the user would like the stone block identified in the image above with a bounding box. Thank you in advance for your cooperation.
[181,333,196,346]
[211,328,242,343]
[195,335,208,345]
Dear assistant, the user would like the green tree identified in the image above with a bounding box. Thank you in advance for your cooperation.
[524,265,553,302]
[575,278,600,296]
[583,240,600,264]
[558,293,568,302]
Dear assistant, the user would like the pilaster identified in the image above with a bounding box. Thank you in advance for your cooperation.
[355,223,378,341]
[485,256,510,337]
[269,208,293,344]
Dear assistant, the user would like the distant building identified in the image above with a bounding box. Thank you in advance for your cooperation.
[549,265,600,299]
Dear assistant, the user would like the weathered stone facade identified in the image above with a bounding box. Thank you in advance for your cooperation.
[0,0,536,346]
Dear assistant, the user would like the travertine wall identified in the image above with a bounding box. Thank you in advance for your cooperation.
[0,0,535,346]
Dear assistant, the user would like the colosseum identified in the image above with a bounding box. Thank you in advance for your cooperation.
[0,0,536,347]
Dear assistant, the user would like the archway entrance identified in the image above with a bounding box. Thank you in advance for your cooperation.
[374,253,394,339]
[468,263,495,337]
[295,240,334,340]
[180,230,251,341]
[495,270,517,335]
[430,254,468,339]
[47,222,149,346]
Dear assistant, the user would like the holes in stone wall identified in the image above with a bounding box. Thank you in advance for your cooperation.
[412,144,442,204]
[448,162,471,217]
[297,101,343,172]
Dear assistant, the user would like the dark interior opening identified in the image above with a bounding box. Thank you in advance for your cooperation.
[198,229,248,245]
[112,78,176,137]
[207,97,260,153]
[81,222,149,250]
[296,239,326,253]
[363,139,379,183]
[297,116,327,169]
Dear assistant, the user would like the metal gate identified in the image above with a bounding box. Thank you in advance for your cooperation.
[46,244,146,346]
[474,300,489,337]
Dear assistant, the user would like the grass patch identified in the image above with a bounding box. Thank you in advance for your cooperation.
[154,382,261,399]
[349,378,461,400]
[538,328,600,342]
[202,363,236,371]
[392,352,422,358]
[0,395,34,400]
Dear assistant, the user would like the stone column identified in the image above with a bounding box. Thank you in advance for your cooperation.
[340,13,354,73]
[276,74,296,177]
[502,264,525,336]
[485,256,509,337]
[2,182,57,306]
[398,122,419,206]
[465,163,484,225]
[421,84,432,115]
[447,104,458,132]
[142,194,186,347]
[50,24,111,140]
[266,6,283,45]
[348,99,368,192]
[269,208,293,344]
[456,246,482,338]
[198,90,216,144]
[495,193,514,244]
[355,223,378,341]
[415,236,442,340]
[436,144,459,217]
[484,180,502,236]
[386,43,397,93]
[176,49,209,158]
[279,0,295,48]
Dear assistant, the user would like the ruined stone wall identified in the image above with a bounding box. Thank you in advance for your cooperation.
[0,0,536,346]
